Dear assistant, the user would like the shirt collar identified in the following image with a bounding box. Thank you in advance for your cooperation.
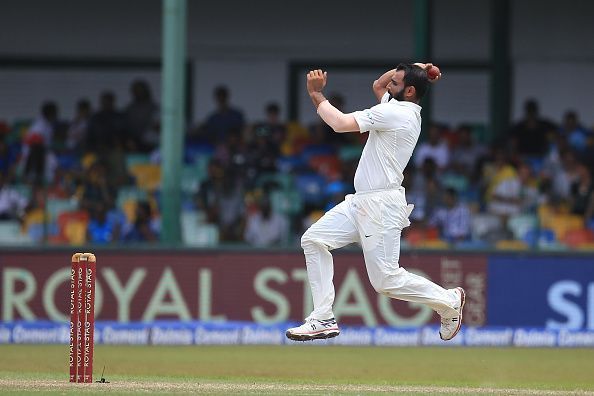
[390,98,422,113]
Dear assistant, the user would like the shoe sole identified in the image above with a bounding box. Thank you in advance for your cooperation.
[285,329,340,342]
[440,287,466,341]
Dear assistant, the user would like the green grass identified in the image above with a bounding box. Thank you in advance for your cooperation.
[0,345,593,394]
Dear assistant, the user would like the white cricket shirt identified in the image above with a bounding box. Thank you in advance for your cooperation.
[352,92,422,192]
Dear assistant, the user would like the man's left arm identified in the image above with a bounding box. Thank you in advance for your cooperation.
[307,69,360,133]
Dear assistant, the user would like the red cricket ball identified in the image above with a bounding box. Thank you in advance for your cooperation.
[428,65,440,80]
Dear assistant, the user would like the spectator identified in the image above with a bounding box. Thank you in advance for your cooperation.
[408,158,443,223]
[449,124,486,179]
[87,203,121,244]
[122,201,159,242]
[79,161,117,216]
[569,165,594,217]
[0,135,19,182]
[87,92,126,152]
[414,123,450,170]
[251,102,286,146]
[23,101,62,183]
[485,150,521,218]
[517,162,540,213]
[67,99,91,151]
[247,124,280,176]
[561,110,591,154]
[212,132,248,176]
[244,197,287,247]
[124,79,159,152]
[195,161,245,241]
[429,187,471,243]
[509,99,557,157]
[203,85,245,143]
[544,149,580,202]
[0,173,28,220]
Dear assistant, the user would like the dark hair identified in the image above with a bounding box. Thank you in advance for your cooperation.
[445,187,458,197]
[266,102,280,114]
[395,63,430,101]
[524,99,538,114]
[77,99,91,112]
[41,101,58,119]
[214,85,229,98]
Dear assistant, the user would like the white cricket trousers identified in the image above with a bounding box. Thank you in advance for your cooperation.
[301,187,460,321]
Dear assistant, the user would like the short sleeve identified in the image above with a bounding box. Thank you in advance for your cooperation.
[353,103,408,133]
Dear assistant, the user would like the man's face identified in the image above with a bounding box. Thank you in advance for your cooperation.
[387,70,406,101]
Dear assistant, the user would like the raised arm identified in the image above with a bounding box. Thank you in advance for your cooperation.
[373,64,441,102]
[372,69,396,102]
[307,69,359,133]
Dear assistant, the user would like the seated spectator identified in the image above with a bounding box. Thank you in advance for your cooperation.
[244,197,287,247]
[508,99,557,157]
[517,162,540,213]
[87,92,126,153]
[23,101,62,183]
[250,102,286,147]
[217,173,245,242]
[0,173,28,220]
[87,203,122,244]
[485,150,521,218]
[122,201,159,242]
[407,158,443,223]
[67,99,91,152]
[0,135,19,182]
[449,124,486,179]
[569,165,594,217]
[429,188,471,243]
[543,149,580,202]
[79,161,117,215]
[124,79,159,152]
[212,132,248,174]
[195,162,245,242]
[561,110,591,154]
[246,124,280,176]
[414,123,450,170]
[203,85,245,143]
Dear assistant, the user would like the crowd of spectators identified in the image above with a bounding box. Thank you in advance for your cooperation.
[1,80,594,250]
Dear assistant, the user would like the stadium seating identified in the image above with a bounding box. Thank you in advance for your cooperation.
[495,240,529,250]
[507,214,539,241]
[548,214,584,241]
[562,228,594,248]
[338,145,364,162]
[46,198,78,223]
[0,220,32,245]
[181,210,219,246]
[129,163,161,191]
[308,154,342,180]
[294,174,327,205]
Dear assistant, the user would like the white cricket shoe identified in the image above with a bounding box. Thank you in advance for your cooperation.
[439,287,466,341]
[285,318,340,341]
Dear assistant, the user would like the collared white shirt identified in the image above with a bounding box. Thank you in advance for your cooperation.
[352,92,422,192]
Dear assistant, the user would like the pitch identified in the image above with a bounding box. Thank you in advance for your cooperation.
[0,345,593,395]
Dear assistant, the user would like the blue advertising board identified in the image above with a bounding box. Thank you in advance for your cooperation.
[488,256,594,330]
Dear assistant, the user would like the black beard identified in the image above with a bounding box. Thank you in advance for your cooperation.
[389,89,406,101]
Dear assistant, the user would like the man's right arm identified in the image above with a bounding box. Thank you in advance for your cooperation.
[372,69,395,102]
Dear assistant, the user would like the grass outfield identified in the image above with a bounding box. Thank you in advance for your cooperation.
[0,345,593,395]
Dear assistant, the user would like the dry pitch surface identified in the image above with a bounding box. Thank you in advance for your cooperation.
[0,345,593,395]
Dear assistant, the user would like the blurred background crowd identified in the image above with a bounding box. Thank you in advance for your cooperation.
[1,78,594,250]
